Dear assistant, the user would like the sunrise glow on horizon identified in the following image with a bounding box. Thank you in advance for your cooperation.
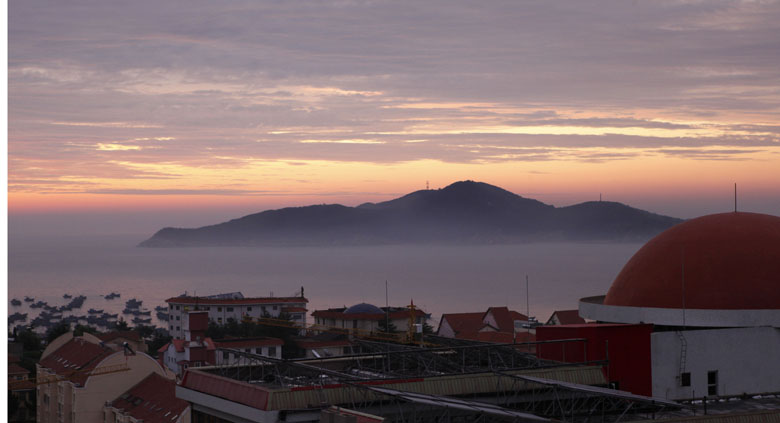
[9,1,780,222]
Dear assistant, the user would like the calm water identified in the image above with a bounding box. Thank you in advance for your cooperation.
[8,234,642,329]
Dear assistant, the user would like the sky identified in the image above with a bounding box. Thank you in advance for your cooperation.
[8,0,780,236]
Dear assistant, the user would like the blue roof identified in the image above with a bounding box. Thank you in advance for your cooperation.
[344,303,384,314]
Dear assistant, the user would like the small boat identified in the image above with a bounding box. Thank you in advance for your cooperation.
[132,316,152,325]
[105,292,121,300]
[30,301,47,309]
[10,299,21,306]
[9,312,28,323]
[125,299,143,309]
[138,310,151,316]
[88,308,104,314]
[63,294,72,299]
[24,296,34,302]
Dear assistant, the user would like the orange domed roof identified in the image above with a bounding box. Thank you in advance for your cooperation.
[604,212,780,310]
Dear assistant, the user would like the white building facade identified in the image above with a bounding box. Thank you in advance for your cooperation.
[166,292,308,339]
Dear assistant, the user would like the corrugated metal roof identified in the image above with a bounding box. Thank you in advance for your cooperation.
[181,369,271,410]
[265,366,605,411]
[367,386,551,421]
[508,374,680,408]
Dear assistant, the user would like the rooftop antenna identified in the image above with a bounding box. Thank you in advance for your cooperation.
[599,193,602,202]
[734,183,737,212]
[426,180,430,190]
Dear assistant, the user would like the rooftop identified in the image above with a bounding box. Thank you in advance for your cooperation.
[108,373,189,423]
[166,296,308,305]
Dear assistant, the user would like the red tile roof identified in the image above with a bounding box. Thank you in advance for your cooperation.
[38,338,117,386]
[97,331,141,343]
[483,307,529,333]
[8,363,29,376]
[215,337,283,349]
[281,306,307,313]
[109,373,189,423]
[181,370,270,410]
[166,296,308,305]
[548,310,586,325]
[439,312,484,335]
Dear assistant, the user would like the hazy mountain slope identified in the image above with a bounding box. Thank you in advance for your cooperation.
[139,181,683,247]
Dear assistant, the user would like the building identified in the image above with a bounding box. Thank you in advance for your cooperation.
[165,291,308,339]
[36,332,172,423]
[311,302,429,335]
[159,311,283,376]
[104,372,190,423]
[172,336,680,422]
[437,306,533,343]
[292,333,353,358]
[9,361,35,422]
[214,337,284,364]
[95,331,148,353]
[545,310,585,325]
[544,212,780,400]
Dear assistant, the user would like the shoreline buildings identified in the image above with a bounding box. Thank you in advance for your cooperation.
[165,291,308,339]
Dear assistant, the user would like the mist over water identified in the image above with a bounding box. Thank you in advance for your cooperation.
[8,234,642,326]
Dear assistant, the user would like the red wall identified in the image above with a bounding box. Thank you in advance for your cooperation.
[536,323,653,396]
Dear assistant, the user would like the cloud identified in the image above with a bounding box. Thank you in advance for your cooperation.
[7,0,780,197]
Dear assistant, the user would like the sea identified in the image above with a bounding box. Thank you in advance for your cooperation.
[8,234,642,332]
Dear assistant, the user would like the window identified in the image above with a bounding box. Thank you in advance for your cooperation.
[245,348,250,353]
[707,371,718,396]
[217,317,222,323]
[176,326,180,331]
[204,306,210,311]
[268,346,276,357]
[176,315,180,321]
[222,351,229,360]
[217,307,222,312]
[353,320,358,329]
[227,307,234,312]
[681,372,691,387]
[273,305,278,310]
[247,307,252,311]
[255,348,262,354]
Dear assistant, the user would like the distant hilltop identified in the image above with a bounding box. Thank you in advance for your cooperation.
[138,181,683,247]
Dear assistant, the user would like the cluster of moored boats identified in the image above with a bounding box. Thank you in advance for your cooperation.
[8,293,165,330]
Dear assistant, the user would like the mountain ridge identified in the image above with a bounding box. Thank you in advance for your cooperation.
[139,180,683,247]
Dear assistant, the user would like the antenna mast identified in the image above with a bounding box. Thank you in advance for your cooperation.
[734,183,737,212]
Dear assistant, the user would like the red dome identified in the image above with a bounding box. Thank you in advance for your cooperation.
[604,212,780,310]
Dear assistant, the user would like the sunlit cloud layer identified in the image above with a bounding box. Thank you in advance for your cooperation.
[8,0,780,216]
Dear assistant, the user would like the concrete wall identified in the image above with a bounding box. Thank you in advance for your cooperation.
[168,301,308,338]
[216,345,281,365]
[651,327,780,400]
[73,352,170,423]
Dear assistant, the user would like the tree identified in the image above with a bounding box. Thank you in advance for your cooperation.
[147,330,172,358]
[46,322,71,344]
[377,318,399,333]
[114,318,130,331]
